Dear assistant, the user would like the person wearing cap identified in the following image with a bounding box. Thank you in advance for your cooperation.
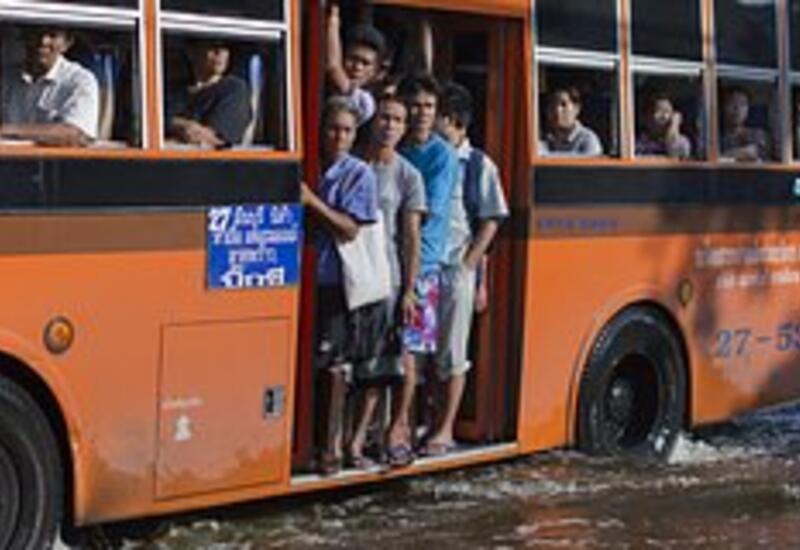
[168,38,252,148]
[0,26,99,147]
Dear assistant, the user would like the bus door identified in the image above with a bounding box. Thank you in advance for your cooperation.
[293,2,528,470]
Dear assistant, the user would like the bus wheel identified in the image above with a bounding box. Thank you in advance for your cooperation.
[577,306,687,460]
[0,377,63,548]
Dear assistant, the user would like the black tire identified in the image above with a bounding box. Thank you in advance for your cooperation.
[0,377,63,549]
[577,306,687,460]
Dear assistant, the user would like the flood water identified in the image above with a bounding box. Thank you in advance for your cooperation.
[115,403,800,549]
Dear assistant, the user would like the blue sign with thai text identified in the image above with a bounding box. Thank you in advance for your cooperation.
[207,204,302,289]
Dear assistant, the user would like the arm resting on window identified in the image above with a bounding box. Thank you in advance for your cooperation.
[0,122,90,147]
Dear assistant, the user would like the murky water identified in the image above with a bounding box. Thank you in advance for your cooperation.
[113,403,800,549]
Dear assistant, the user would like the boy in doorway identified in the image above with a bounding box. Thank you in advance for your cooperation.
[348,92,427,468]
[326,3,388,124]
[422,82,508,456]
[397,73,459,460]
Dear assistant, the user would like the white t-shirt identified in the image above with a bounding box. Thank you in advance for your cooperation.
[2,55,99,138]
[348,86,376,126]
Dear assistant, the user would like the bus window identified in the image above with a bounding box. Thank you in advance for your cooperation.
[535,0,616,53]
[538,65,617,157]
[715,0,777,68]
[0,21,141,148]
[634,74,703,160]
[792,1,800,71]
[160,0,291,152]
[162,0,283,21]
[632,0,701,61]
[718,80,778,163]
[162,34,288,150]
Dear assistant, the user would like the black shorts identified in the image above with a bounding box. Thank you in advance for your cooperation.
[314,286,389,370]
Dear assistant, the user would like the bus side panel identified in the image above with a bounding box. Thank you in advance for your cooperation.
[0,212,299,525]
[517,229,800,452]
[685,231,800,423]
[517,235,688,452]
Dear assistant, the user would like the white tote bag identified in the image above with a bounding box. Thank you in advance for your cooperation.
[335,212,392,310]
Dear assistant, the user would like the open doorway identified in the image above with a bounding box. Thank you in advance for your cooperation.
[294,0,526,475]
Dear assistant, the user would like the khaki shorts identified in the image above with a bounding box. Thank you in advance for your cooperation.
[435,263,476,380]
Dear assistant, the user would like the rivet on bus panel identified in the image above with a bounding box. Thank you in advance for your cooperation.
[678,279,694,308]
[44,317,75,355]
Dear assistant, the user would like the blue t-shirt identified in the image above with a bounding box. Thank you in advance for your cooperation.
[316,154,378,286]
[400,134,459,270]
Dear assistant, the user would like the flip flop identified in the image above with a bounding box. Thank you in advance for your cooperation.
[418,441,455,458]
[317,453,343,476]
[346,454,377,470]
[387,443,415,468]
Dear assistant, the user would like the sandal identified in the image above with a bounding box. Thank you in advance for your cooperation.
[317,452,343,476]
[345,453,377,470]
[387,443,415,468]
[418,441,456,458]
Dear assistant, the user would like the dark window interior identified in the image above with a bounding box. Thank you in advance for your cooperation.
[162,0,283,20]
[536,0,617,52]
[632,0,702,60]
[715,0,776,67]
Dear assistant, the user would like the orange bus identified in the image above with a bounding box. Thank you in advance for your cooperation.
[2,0,800,545]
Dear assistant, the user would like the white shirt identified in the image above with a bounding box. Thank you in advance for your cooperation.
[2,55,99,139]
[443,139,509,266]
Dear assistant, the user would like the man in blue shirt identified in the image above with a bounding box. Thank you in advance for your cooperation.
[301,96,380,474]
[395,74,459,464]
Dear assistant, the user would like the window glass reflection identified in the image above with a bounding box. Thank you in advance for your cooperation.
[632,0,701,60]
[162,0,283,21]
[536,0,616,52]
[715,0,776,67]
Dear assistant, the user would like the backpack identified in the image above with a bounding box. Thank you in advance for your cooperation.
[463,148,485,234]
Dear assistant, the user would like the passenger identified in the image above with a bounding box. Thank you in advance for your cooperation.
[424,82,508,456]
[301,96,381,475]
[720,86,769,162]
[326,3,388,124]
[636,92,692,159]
[397,73,459,462]
[0,26,99,147]
[348,93,427,468]
[168,39,252,148]
[540,87,603,156]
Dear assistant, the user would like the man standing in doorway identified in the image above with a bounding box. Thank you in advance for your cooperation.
[397,73,459,459]
[422,82,508,456]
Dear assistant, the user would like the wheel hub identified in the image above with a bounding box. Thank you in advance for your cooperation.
[606,376,636,432]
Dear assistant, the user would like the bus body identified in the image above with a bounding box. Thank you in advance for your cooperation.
[1,0,799,544]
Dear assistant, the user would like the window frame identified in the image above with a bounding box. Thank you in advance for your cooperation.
[0,0,147,156]
[530,0,800,168]
[630,28,708,162]
[0,0,300,160]
[156,8,295,153]
[630,0,703,62]
[531,0,623,163]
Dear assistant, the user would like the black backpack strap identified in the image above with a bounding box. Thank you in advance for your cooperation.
[463,148,484,229]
